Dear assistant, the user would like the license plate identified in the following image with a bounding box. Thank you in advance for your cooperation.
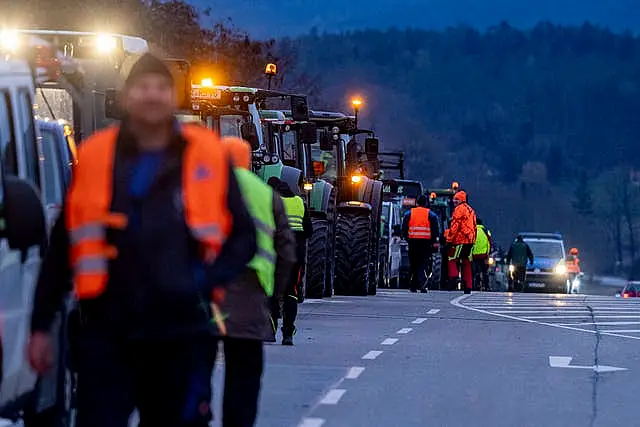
[529,282,545,288]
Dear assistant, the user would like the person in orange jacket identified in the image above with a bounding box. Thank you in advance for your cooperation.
[27,53,257,427]
[567,247,581,280]
[445,190,477,294]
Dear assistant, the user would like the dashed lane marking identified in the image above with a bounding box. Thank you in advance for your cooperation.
[381,338,398,345]
[397,327,413,334]
[298,418,325,427]
[362,350,383,360]
[345,366,366,379]
[427,309,440,314]
[412,318,427,324]
[320,389,347,405]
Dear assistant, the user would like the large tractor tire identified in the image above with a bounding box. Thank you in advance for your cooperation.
[334,211,371,296]
[306,217,329,299]
[430,252,442,290]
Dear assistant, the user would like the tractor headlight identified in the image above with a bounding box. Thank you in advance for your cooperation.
[0,29,20,52]
[303,182,313,191]
[554,262,567,275]
[351,175,362,184]
[95,34,117,54]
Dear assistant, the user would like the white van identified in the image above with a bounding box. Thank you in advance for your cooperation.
[0,54,69,425]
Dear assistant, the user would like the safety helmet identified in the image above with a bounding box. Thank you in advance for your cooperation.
[570,247,579,255]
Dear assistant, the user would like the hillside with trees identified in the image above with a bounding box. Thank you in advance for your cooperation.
[284,23,640,273]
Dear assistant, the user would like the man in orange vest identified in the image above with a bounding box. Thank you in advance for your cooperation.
[445,190,477,294]
[567,247,581,281]
[27,53,257,427]
[402,195,441,293]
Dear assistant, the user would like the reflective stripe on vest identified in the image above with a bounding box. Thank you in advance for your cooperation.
[234,168,277,296]
[282,195,305,231]
[66,124,232,300]
[408,207,432,239]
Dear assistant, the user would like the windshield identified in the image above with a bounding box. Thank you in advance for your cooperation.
[219,115,246,138]
[311,144,337,179]
[525,240,564,259]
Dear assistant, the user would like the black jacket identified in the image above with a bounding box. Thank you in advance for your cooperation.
[31,123,256,338]
[271,179,313,239]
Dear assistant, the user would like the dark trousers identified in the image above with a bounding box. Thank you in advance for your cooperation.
[75,329,216,427]
[472,257,489,291]
[217,338,264,427]
[408,240,433,291]
[272,233,306,336]
[510,265,527,291]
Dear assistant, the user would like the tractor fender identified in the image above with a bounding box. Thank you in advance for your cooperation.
[280,166,303,196]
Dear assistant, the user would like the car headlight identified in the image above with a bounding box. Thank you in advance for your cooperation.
[554,263,567,275]
[488,257,495,266]
[508,264,515,273]
[96,34,117,54]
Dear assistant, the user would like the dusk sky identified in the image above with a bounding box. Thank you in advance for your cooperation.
[196,0,639,39]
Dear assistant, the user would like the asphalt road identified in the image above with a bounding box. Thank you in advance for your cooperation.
[206,288,640,427]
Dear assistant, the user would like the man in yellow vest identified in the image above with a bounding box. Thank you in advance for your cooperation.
[268,176,312,345]
[472,218,493,291]
[221,137,296,426]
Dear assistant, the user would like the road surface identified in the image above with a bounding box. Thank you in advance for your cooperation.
[211,289,640,427]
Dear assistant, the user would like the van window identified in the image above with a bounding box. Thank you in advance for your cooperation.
[17,89,40,189]
[39,127,64,206]
[0,91,17,176]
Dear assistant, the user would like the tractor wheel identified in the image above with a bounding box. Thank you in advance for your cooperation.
[430,252,442,290]
[334,211,371,296]
[306,218,329,299]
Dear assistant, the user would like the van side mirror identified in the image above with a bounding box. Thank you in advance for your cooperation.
[298,123,317,144]
[241,122,260,150]
[319,131,333,151]
[2,175,47,255]
[290,95,309,122]
[105,89,123,120]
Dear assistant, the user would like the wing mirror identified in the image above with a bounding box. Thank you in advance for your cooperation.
[365,137,379,160]
[319,131,334,151]
[290,95,309,122]
[298,123,317,145]
[1,175,47,257]
[241,122,260,150]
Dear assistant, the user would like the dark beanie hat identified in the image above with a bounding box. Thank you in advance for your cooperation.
[125,53,174,86]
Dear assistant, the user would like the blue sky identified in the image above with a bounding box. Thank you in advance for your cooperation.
[195,0,639,39]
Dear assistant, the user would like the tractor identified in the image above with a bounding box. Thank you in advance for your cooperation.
[262,109,335,299]
[307,110,385,296]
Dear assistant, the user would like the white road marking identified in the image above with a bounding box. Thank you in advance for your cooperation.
[320,389,347,405]
[558,321,640,326]
[412,318,427,324]
[549,356,628,373]
[362,350,383,360]
[381,338,398,345]
[451,294,640,340]
[427,309,440,314]
[524,315,640,319]
[345,366,366,379]
[299,418,325,427]
[397,327,413,334]
[599,329,640,333]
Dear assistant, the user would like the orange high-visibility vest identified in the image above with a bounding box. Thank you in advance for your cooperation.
[408,207,432,239]
[65,124,232,300]
[567,256,580,273]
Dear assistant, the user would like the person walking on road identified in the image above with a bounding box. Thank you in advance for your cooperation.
[220,137,296,426]
[27,53,257,427]
[506,235,534,292]
[444,190,477,294]
[267,176,312,345]
[472,218,493,291]
[402,194,441,293]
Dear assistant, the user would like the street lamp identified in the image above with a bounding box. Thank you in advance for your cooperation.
[351,97,363,129]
